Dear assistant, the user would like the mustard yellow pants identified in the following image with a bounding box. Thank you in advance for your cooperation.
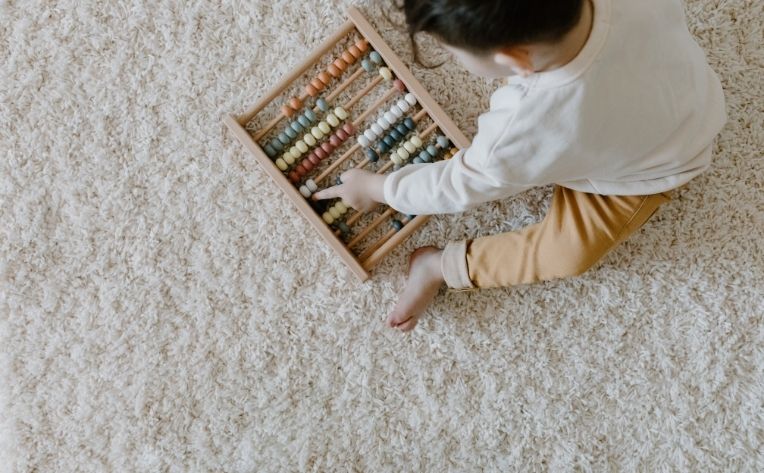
[441,186,673,289]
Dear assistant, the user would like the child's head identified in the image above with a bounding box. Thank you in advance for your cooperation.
[403,0,585,78]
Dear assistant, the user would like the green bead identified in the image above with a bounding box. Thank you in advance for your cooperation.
[361,59,373,72]
[264,144,277,158]
[383,136,396,148]
[370,51,383,64]
[436,136,450,148]
[291,121,303,133]
[271,138,284,152]
[427,145,438,157]
[285,127,298,139]
[278,133,290,145]
[390,130,402,141]
[304,109,317,122]
[298,115,311,128]
[404,118,416,130]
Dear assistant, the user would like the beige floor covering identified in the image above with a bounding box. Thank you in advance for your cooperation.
[1,0,762,471]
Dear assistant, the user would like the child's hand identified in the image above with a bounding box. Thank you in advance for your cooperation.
[312,169,387,212]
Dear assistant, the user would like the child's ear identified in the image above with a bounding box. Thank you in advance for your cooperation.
[494,48,534,77]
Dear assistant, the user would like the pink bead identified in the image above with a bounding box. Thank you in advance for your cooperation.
[315,148,327,160]
[393,79,406,93]
[295,164,307,176]
[321,143,334,154]
[342,123,355,135]
[308,154,321,165]
[330,135,342,147]
[302,160,314,171]
[336,129,349,141]
[288,171,300,183]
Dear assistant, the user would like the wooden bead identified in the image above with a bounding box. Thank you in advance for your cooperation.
[356,39,369,52]
[305,84,319,97]
[342,51,355,64]
[289,97,302,110]
[349,45,362,59]
[318,72,332,86]
[333,58,348,71]
[310,78,325,91]
[281,105,295,117]
[327,64,342,78]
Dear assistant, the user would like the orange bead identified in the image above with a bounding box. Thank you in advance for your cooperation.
[327,64,342,78]
[281,105,295,117]
[318,72,332,86]
[333,58,348,71]
[289,97,302,110]
[348,45,362,59]
[311,78,325,91]
[342,51,355,64]
[305,83,319,97]
[356,39,369,52]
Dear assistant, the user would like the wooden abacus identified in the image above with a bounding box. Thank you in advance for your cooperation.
[224,7,469,281]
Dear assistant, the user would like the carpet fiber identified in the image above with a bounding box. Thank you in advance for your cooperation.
[1,0,762,471]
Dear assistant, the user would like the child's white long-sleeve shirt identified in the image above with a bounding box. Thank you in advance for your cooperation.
[383,0,727,215]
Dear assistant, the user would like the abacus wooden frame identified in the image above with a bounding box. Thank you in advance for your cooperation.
[223,6,470,281]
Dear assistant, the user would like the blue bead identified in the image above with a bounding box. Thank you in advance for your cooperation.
[406,214,417,220]
[427,145,438,157]
[391,219,404,231]
[264,144,277,158]
[370,51,383,65]
[419,150,431,162]
[361,59,373,73]
[378,142,390,153]
[396,124,408,135]
[412,157,423,164]
[316,98,329,112]
[291,121,303,133]
[285,127,298,139]
[335,175,343,185]
[383,136,396,148]
[390,130,402,141]
[404,118,416,130]
[436,135,450,148]
[365,148,379,162]
[271,138,284,152]
[298,115,311,128]
[304,109,317,122]
[278,133,291,145]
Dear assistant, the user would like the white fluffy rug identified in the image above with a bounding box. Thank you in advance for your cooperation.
[1,0,762,471]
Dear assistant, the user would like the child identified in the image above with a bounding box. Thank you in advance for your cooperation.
[314,0,727,331]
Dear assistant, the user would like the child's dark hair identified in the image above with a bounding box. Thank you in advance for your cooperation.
[403,0,585,53]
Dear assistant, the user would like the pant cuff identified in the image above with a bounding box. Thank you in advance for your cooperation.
[441,240,475,290]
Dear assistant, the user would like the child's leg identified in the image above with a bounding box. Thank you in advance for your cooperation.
[442,186,672,290]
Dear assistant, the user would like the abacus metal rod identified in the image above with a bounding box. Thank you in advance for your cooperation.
[239,19,356,125]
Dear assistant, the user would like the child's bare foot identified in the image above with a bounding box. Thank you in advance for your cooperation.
[387,246,445,332]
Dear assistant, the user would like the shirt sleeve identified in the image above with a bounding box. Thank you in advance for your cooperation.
[382,88,534,215]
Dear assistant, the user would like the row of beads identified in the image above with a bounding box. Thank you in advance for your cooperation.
[263,49,385,159]
[413,135,451,164]
[291,123,356,187]
[278,39,371,119]
[390,134,425,165]
[274,106,350,171]
[322,200,350,226]
[357,93,418,148]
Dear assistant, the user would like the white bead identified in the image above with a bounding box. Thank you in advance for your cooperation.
[326,113,340,127]
[390,105,403,118]
[299,186,312,198]
[371,123,384,136]
[379,67,392,81]
[304,134,317,146]
[397,148,410,160]
[403,141,417,153]
[397,99,410,113]
[275,158,288,171]
[329,206,341,219]
[322,212,334,225]
[377,116,391,129]
[318,121,331,134]
[311,127,324,139]
[334,107,348,120]
[391,154,403,165]
[405,93,417,106]
[364,129,377,142]
[336,201,348,213]
[306,179,318,192]
[358,135,371,148]
[384,111,396,124]
[296,141,308,153]
[410,135,423,148]
[284,153,296,165]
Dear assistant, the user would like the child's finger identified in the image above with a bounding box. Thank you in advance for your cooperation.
[312,186,341,201]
